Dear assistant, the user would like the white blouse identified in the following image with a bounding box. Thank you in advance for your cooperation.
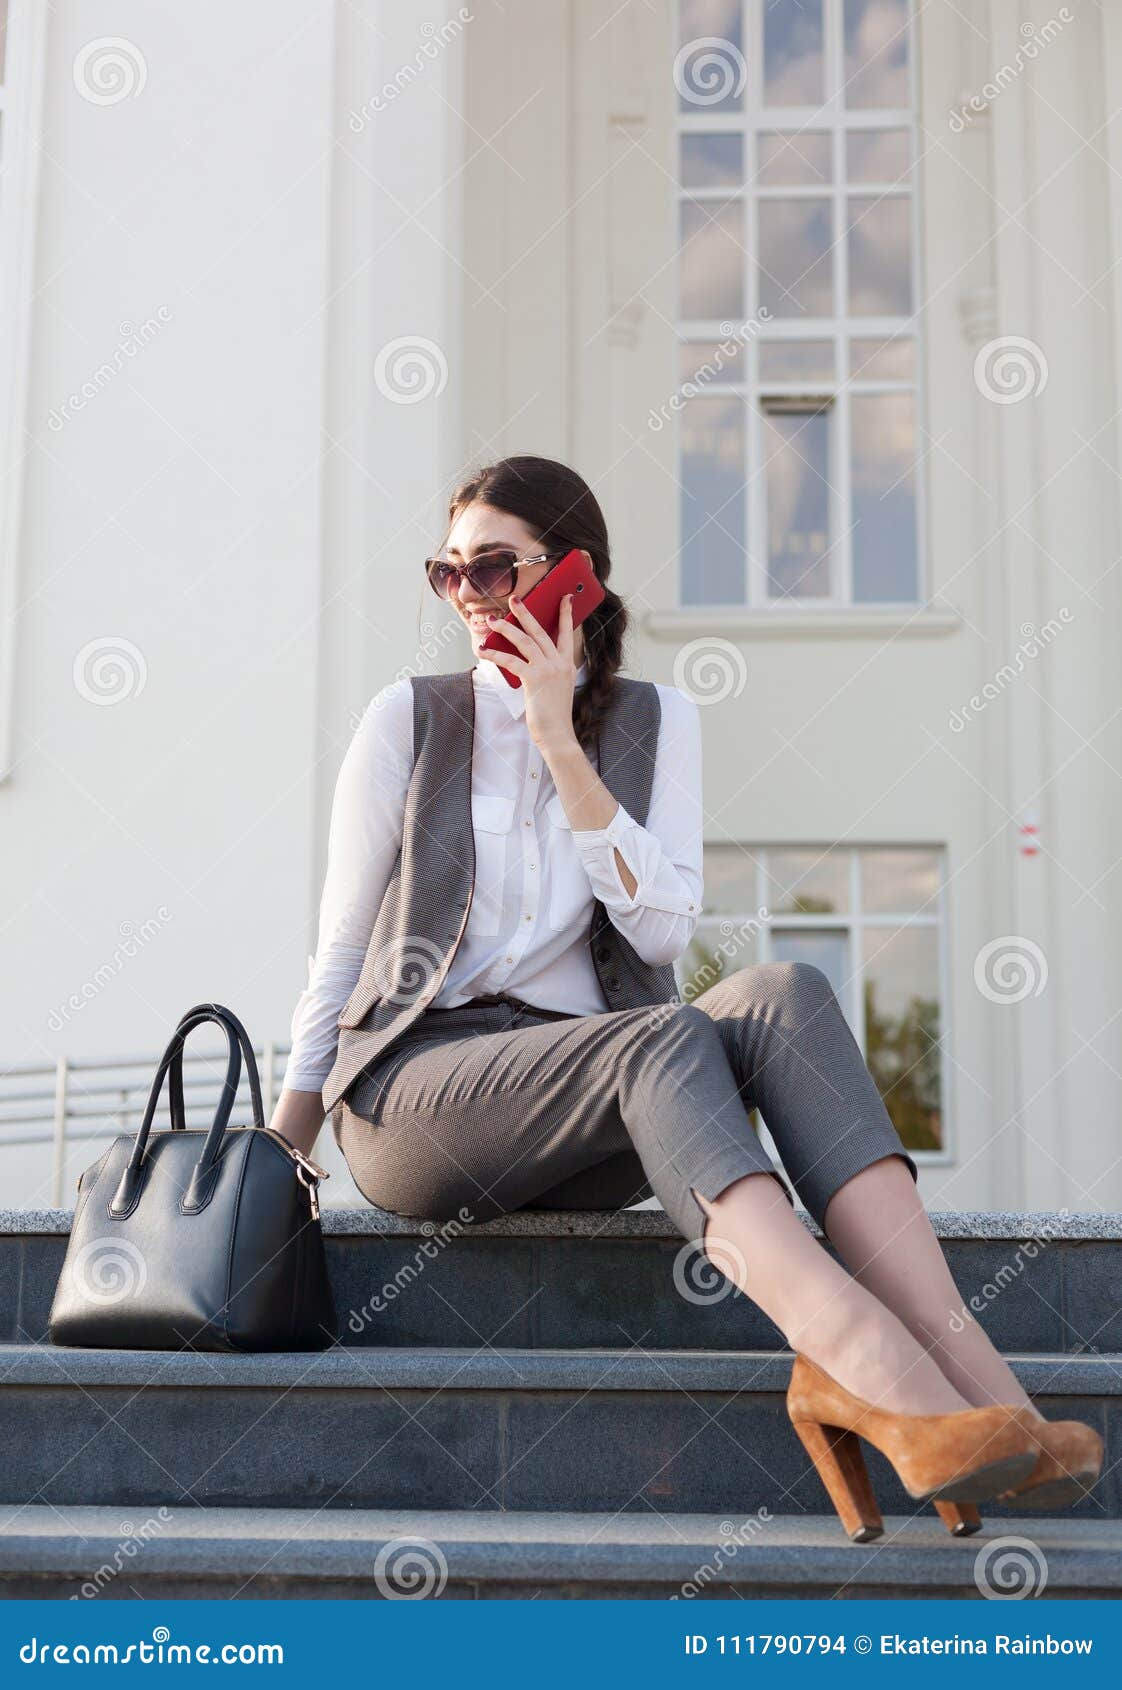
[282,657,704,1093]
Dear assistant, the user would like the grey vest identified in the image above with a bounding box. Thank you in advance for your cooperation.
[320,669,680,1116]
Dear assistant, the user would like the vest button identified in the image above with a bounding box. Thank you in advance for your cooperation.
[606,976,621,991]
[594,945,611,962]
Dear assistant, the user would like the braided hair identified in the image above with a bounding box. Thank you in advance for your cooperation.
[441,455,628,753]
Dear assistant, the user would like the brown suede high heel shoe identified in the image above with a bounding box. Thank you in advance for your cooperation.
[787,1353,1039,1543]
[994,1407,1104,1509]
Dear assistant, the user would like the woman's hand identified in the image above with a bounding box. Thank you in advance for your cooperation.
[479,584,580,754]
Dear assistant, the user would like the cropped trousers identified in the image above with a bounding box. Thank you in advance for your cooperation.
[336,961,919,1247]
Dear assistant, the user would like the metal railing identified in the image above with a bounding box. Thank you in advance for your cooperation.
[0,1043,292,1206]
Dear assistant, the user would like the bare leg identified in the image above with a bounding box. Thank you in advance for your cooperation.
[822,1155,1041,1420]
[697,1171,973,1416]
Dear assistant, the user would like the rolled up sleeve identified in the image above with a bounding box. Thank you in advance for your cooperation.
[569,687,703,967]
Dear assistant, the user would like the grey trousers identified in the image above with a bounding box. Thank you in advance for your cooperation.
[336,961,919,1246]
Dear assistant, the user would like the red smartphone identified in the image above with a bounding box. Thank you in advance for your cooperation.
[479,547,605,689]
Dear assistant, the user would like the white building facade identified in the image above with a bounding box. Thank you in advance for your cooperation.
[2,0,1120,1215]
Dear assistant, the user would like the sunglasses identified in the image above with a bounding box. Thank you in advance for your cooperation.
[424,548,568,602]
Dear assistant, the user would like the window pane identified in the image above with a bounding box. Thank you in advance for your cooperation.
[757,131,832,186]
[764,406,831,598]
[772,929,849,1006]
[680,133,744,189]
[679,922,761,1003]
[681,397,746,604]
[848,196,911,315]
[680,199,745,318]
[850,393,917,601]
[679,338,747,387]
[849,336,914,381]
[861,927,942,1151]
[860,847,941,914]
[846,128,910,183]
[844,0,909,108]
[701,843,762,914]
[760,339,835,382]
[677,0,746,112]
[764,0,824,106]
[764,848,848,914]
[758,200,833,317]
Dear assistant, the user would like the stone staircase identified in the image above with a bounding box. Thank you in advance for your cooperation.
[0,1206,1119,1598]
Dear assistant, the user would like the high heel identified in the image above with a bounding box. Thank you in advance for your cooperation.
[787,1353,1039,1542]
[994,1407,1103,1509]
[934,1501,982,1536]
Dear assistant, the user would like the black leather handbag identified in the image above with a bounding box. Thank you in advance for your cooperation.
[49,1003,338,1352]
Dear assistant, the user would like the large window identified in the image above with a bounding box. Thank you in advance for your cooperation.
[675,0,920,608]
[677,844,945,1154]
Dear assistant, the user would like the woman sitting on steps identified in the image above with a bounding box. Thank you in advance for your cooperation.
[269,453,1102,1543]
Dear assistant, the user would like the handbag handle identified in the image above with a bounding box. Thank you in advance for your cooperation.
[109,1003,259,1218]
[167,1003,265,1135]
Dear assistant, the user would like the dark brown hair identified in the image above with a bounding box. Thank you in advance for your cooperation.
[438,455,627,752]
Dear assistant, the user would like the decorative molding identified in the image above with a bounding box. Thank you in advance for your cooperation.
[958,284,998,346]
[642,606,965,640]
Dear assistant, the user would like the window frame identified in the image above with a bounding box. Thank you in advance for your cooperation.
[679,840,952,1164]
[0,0,48,784]
[673,0,926,611]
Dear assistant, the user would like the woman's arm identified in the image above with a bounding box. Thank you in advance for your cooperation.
[543,685,703,967]
[270,680,414,1155]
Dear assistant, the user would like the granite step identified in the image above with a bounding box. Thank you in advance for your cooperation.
[1,1345,1117,1520]
[3,1208,1120,1355]
[0,1504,1117,1600]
